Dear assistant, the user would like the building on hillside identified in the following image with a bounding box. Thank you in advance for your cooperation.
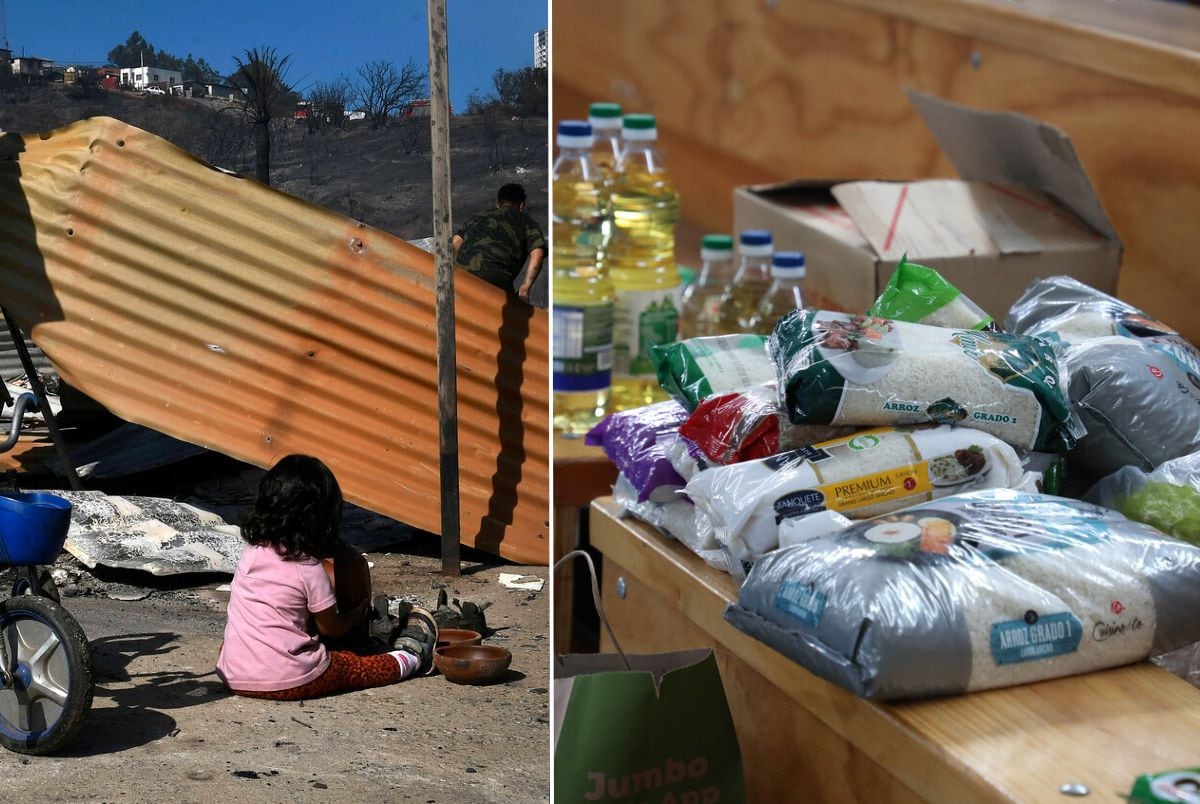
[172,80,211,98]
[12,56,51,81]
[97,67,121,91]
[403,98,431,118]
[206,82,242,100]
[534,29,548,69]
[119,65,183,91]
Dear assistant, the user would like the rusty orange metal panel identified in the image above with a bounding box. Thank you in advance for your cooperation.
[0,117,549,565]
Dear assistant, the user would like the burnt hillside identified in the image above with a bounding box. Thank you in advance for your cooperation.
[0,84,548,243]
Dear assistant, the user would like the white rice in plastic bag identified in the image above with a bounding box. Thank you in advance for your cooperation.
[769,309,1080,452]
[726,490,1200,700]
[686,424,1025,563]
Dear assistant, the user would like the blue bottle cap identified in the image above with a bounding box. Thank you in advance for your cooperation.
[740,230,773,247]
[558,120,593,137]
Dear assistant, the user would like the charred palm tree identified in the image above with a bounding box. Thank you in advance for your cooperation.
[232,47,294,186]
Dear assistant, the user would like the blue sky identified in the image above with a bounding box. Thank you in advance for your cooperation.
[6,0,546,109]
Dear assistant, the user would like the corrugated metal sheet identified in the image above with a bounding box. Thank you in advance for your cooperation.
[0,117,549,565]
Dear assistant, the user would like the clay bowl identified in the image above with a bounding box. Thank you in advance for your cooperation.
[433,645,512,685]
[437,628,483,649]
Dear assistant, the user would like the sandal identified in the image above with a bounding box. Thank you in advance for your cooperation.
[393,606,439,676]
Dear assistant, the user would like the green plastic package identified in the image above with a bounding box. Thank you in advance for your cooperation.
[1128,768,1200,803]
[870,255,993,330]
[768,309,1080,452]
[651,334,774,412]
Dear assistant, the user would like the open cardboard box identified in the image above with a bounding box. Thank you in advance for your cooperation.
[733,90,1122,321]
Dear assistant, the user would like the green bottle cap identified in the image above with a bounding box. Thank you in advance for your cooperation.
[588,102,622,118]
[622,114,656,130]
[701,234,734,251]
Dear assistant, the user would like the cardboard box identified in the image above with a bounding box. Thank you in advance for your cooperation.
[733,90,1122,320]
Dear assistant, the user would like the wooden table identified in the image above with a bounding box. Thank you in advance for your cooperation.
[589,497,1200,803]
[552,433,618,649]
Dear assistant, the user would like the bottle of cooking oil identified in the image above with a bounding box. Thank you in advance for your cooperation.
[679,234,735,339]
[715,230,774,334]
[588,102,622,260]
[588,102,623,183]
[552,120,613,436]
[749,251,806,335]
[607,113,680,409]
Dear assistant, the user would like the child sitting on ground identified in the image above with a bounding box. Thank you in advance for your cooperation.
[217,454,437,700]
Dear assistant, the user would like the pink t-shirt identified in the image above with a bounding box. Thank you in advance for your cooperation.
[217,545,338,692]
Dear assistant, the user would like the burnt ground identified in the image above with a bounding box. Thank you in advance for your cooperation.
[1,453,550,802]
[0,83,548,302]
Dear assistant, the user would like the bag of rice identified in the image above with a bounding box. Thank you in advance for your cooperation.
[1086,451,1200,546]
[1006,278,1200,479]
[1005,274,1182,349]
[585,400,688,503]
[1063,336,1200,480]
[685,424,1026,563]
[664,432,712,483]
[770,309,1080,451]
[725,489,1200,701]
[869,255,993,331]
[651,334,776,411]
[679,383,856,465]
[611,474,728,570]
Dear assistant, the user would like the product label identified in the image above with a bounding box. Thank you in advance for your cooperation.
[553,305,613,391]
[613,286,682,378]
[775,580,826,627]
[817,463,933,512]
[774,489,827,522]
[990,611,1082,665]
[687,334,773,390]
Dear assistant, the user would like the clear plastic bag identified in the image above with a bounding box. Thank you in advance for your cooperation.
[1007,276,1200,479]
[650,334,774,411]
[685,424,1027,563]
[769,309,1080,452]
[679,383,855,465]
[870,255,993,331]
[611,474,728,571]
[725,489,1200,701]
[1085,451,1200,546]
[585,400,688,503]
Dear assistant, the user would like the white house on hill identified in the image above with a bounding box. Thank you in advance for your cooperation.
[120,65,182,90]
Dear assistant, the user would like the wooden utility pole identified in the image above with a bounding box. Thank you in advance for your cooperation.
[427,0,460,577]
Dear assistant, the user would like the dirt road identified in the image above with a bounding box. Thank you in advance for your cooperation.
[5,550,549,803]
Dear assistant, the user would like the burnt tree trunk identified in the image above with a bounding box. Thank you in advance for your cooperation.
[254,120,271,185]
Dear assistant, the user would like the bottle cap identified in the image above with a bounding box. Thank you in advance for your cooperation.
[557,120,594,148]
[739,229,773,257]
[772,251,806,278]
[588,102,623,130]
[700,234,734,261]
[622,113,658,141]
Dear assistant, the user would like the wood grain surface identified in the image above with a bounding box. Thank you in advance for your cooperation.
[553,0,1200,340]
[589,497,1200,803]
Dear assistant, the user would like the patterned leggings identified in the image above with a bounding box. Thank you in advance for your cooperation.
[231,650,405,701]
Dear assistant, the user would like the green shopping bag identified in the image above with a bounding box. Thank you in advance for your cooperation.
[553,551,746,803]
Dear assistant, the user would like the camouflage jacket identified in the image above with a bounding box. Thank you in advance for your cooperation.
[454,205,546,287]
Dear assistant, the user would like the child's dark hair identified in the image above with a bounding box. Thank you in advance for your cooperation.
[242,454,344,560]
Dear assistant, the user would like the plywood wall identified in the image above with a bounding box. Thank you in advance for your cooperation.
[554,0,1200,340]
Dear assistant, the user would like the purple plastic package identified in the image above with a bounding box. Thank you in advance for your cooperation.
[585,400,689,503]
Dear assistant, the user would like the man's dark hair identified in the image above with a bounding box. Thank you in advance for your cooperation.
[497,183,526,206]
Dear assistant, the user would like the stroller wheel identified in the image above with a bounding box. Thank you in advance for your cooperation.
[0,594,92,754]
